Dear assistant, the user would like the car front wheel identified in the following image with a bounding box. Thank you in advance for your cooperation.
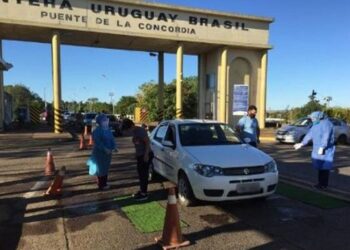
[337,134,348,145]
[177,173,196,207]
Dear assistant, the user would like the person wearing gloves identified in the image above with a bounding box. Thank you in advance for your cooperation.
[294,111,335,190]
[87,114,117,190]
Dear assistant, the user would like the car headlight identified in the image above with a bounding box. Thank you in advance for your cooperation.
[286,130,296,136]
[193,164,223,177]
[264,160,278,173]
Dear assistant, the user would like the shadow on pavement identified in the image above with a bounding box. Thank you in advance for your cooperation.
[0,197,26,250]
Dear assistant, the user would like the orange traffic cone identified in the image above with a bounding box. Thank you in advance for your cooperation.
[155,187,190,250]
[45,148,55,176]
[88,134,94,146]
[79,135,87,150]
[44,166,66,196]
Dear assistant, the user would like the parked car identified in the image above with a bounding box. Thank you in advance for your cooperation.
[276,117,350,144]
[63,111,72,121]
[106,114,122,136]
[91,114,122,137]
[149,120,279,206]
[83,112,97,126]
[67,112,77,123]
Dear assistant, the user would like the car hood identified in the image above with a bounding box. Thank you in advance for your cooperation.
[183,144,272,168]
[278,125,308,133]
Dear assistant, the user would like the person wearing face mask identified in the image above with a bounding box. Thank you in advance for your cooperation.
[294,111,335,190]
[236,105,260,147]
[87,114,117,190]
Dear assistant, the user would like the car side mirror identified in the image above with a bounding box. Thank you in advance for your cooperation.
[162,140,175,149]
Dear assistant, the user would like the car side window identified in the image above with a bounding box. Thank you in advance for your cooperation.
[154,125,167,143]
[164,125,176,147]
[331,119,340,126]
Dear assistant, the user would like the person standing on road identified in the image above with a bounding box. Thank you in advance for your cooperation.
[235,105,260,147]
[87,114,117,190]
[122,119,151,201]
[76,110,84,140]
[294,111,335,190]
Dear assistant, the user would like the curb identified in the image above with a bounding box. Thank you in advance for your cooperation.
[260,137,276,142]
[280,174,350,203]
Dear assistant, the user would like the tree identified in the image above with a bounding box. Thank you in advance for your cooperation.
[115,96,138,116]
[297,90,325,118]
[136,81,159,121]
[136,77,198,121]
[86,97,99,112]
[4,84,45,118]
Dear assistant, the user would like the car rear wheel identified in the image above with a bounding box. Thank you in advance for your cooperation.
[177,173,196,207]
[338,134,348,145]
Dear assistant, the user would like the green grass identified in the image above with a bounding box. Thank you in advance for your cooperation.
[114,196,187,233]
[277,182,349,209]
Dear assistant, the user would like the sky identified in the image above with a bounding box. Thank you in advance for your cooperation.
[2,0,350,110]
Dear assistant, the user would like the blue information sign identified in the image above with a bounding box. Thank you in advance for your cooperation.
[233,85,249,115]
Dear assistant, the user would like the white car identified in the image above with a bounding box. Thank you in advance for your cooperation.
[276,117,350,144]
[150,120,279,206]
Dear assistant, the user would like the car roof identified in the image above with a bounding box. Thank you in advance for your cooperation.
[161,119,223,125]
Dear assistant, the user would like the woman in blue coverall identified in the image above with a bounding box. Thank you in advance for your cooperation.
[87,114,117,190]
[294,111,335,190]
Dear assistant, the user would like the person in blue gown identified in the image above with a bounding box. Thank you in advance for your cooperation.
[294,111,335,190]
[87,114,117,190]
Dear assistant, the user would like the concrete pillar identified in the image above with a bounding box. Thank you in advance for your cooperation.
[218,47,228,123]
[51,32,63,133]
[157,51,164,121]
[198,54,206,119]
[176,43,183,119]
[258,51,268,129]
[0,40,4,131]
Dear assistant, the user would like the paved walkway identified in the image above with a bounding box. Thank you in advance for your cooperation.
[1,130,350,250]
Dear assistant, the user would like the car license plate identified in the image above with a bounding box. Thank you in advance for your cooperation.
[236,183,260,194]
[276,135,284,139]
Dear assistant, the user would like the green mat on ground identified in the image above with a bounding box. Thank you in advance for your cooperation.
[114,196,187,233]
[277,182,349,209]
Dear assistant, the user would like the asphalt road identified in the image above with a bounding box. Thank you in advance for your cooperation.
[1,132,350,250]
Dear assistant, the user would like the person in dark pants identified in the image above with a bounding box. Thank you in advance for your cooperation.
[294,111,335,190]
[235,105,260,147]
[122,119,151,201]
[87,114,117,190]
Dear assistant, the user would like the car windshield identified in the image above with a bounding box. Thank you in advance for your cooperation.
[292,118,311,127]
[179,123,242,146]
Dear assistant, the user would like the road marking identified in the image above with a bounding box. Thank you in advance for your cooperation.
[23,176,51,199]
